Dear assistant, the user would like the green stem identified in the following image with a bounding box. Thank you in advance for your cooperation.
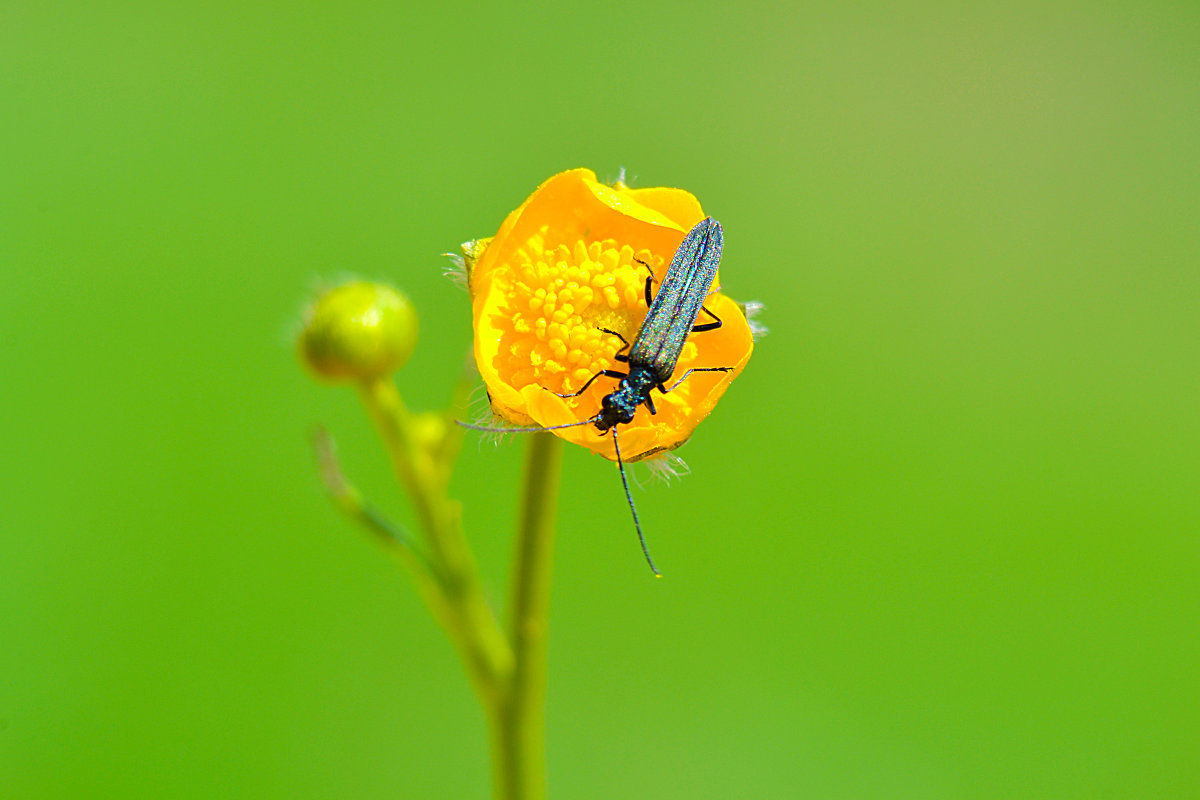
[492,432,562,800]
[355,377,563,800]
[312,423,441,582]
[357,377,513,706]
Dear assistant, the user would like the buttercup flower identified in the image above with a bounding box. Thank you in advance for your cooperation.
[467,168,754,461]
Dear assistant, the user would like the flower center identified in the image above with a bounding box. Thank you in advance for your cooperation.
[490,237,661,399]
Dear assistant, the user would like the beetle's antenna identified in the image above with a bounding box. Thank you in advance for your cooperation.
[456,416,600,434]
[612,427,661,577]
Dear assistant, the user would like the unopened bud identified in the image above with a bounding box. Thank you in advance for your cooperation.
[298,281,418,382]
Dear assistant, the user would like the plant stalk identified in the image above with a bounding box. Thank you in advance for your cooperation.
[358,377,513,705]
[491,432,562,800]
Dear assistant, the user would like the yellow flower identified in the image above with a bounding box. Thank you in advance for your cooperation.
[468,168,753,462]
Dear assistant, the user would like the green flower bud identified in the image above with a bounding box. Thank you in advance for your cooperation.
[299,281,418,382]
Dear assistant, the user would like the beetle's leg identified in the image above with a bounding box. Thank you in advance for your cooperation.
[690,305,724,333]
[634,257,656,308]
[554,369,627,398]
[658,366,733,395]
[643,393,657,415]
[599,327,632,363]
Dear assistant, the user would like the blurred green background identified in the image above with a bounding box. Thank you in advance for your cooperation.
[3,1,1197,797]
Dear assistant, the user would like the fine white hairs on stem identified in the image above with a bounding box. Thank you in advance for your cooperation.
[740,300,768,340]
[442,251,468,289]
[643,452,691,485]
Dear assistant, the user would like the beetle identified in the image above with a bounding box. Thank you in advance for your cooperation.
[463,217,734,575]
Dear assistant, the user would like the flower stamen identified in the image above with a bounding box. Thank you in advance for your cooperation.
[489,237,663,405]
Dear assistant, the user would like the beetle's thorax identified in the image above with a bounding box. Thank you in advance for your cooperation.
[593,368,658,431]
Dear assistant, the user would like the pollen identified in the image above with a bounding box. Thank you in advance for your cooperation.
[488,236,654,399]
